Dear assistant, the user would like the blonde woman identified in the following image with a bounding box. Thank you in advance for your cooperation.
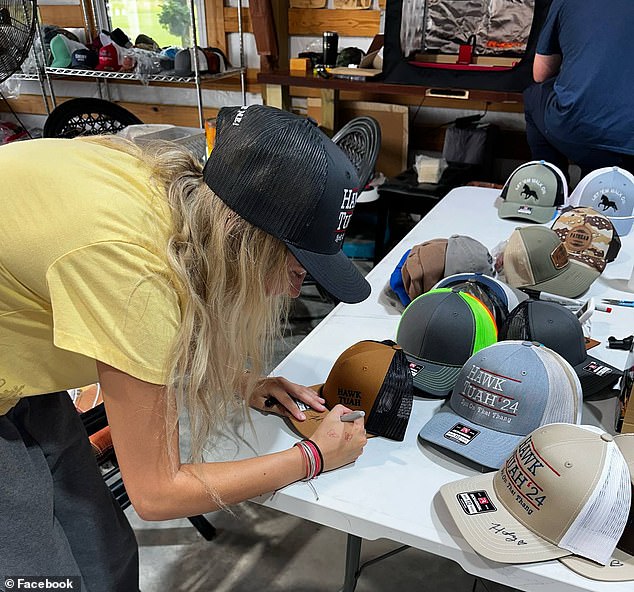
[0,105,369,590]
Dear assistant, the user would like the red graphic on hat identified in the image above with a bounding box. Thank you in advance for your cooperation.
[96,44,120,71]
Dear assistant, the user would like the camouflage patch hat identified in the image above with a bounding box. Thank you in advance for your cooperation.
[552,207,621,274]
[499,161,568,224]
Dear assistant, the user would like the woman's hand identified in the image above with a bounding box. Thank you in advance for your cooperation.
[249,376,327,420]
[310,405,367,472]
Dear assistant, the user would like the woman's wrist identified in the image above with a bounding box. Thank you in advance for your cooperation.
[293,439,324,481]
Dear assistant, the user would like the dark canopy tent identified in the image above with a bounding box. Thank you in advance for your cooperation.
[381,0,553,92]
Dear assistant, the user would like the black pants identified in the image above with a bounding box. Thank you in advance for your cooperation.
[523,79,634,180]
[0,392,139,591]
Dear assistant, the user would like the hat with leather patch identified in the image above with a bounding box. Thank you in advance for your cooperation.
[419,341,583,469]
[500,299,622,398]
[559,433,634,581]
[552,206,621,274]
[396,288,498,398]
[440,424,631,565]
[499,160,568,223]
[287,340,414,441]
[203,105,370,304]
[503,225,598,298]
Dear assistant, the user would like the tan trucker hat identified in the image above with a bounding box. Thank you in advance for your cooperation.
[440,423,631,565]
[559,433,634,581]
[503,226,599,298]
[288,340,414,442]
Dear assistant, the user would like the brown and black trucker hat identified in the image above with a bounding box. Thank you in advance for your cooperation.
[203,105,371,304]
[288,340,414,441]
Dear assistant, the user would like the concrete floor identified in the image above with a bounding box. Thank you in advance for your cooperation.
[127,268,520,592]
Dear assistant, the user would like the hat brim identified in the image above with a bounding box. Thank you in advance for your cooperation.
[440,473,571,563]
[288,244,371,304]
[418,404,523,469]
[404,353,461,398]
[498,200,557,224]
[287,383,376,440]
[573,355,622,398]
[559,549,634,582]
[51,57,71,68]
[527,261,599,299]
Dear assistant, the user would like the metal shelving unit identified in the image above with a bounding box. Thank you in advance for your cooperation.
[44,66,244,85]
[27,0,246,127]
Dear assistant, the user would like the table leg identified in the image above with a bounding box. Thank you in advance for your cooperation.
[342,534,362,592]
[374,196,389,264]
[264,83,290,111]
[320,88,339,135]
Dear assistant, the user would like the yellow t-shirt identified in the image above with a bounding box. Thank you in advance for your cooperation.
[0,138,181,414]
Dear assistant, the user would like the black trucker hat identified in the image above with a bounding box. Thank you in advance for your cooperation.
[203,105,370,304]
[499,299,622,397]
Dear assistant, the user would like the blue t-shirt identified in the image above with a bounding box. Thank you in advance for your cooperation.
[537,0,634,154]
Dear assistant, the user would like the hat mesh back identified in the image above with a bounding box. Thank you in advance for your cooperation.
[500,304,531,340]
[504,233,535,287]
[449,281,509,325]
[461,293,498,351]
[535,347,577,425]
[559,442,631,565]
[366,348,413,441]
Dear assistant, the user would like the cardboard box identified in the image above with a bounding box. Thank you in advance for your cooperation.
[308,100,408,178]
[290,57,311,73]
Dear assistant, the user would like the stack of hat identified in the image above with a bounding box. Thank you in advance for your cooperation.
[440,424,634,580]
[49,34,89,68]
[174,46,229,77]
[396,288,498,397]
[390,235,494,307]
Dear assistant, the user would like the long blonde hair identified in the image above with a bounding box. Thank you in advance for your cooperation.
[78,135,291,462]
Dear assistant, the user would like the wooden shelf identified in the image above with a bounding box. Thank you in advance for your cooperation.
[257,71,524,104]
[259,70,524,133]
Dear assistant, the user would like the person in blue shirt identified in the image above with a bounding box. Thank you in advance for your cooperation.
[523,0,634,180]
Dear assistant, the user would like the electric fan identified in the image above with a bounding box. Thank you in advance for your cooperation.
[0,0,37,84]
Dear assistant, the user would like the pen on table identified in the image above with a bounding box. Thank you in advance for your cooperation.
[595,303,612,313]
[340,410,365,422]
[602,299,634,308]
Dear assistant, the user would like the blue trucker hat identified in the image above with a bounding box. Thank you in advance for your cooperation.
[418,341,583,469]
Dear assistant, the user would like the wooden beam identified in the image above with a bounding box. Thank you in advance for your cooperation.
[205,0,228,52]
[270,0,289,69]
[1,95,220,126]
[224,7,253,33]
[288,8,380,36]
[39,5,86,28]
[289,87,524,113]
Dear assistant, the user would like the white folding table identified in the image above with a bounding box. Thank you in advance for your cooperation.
[211,187,634,592]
